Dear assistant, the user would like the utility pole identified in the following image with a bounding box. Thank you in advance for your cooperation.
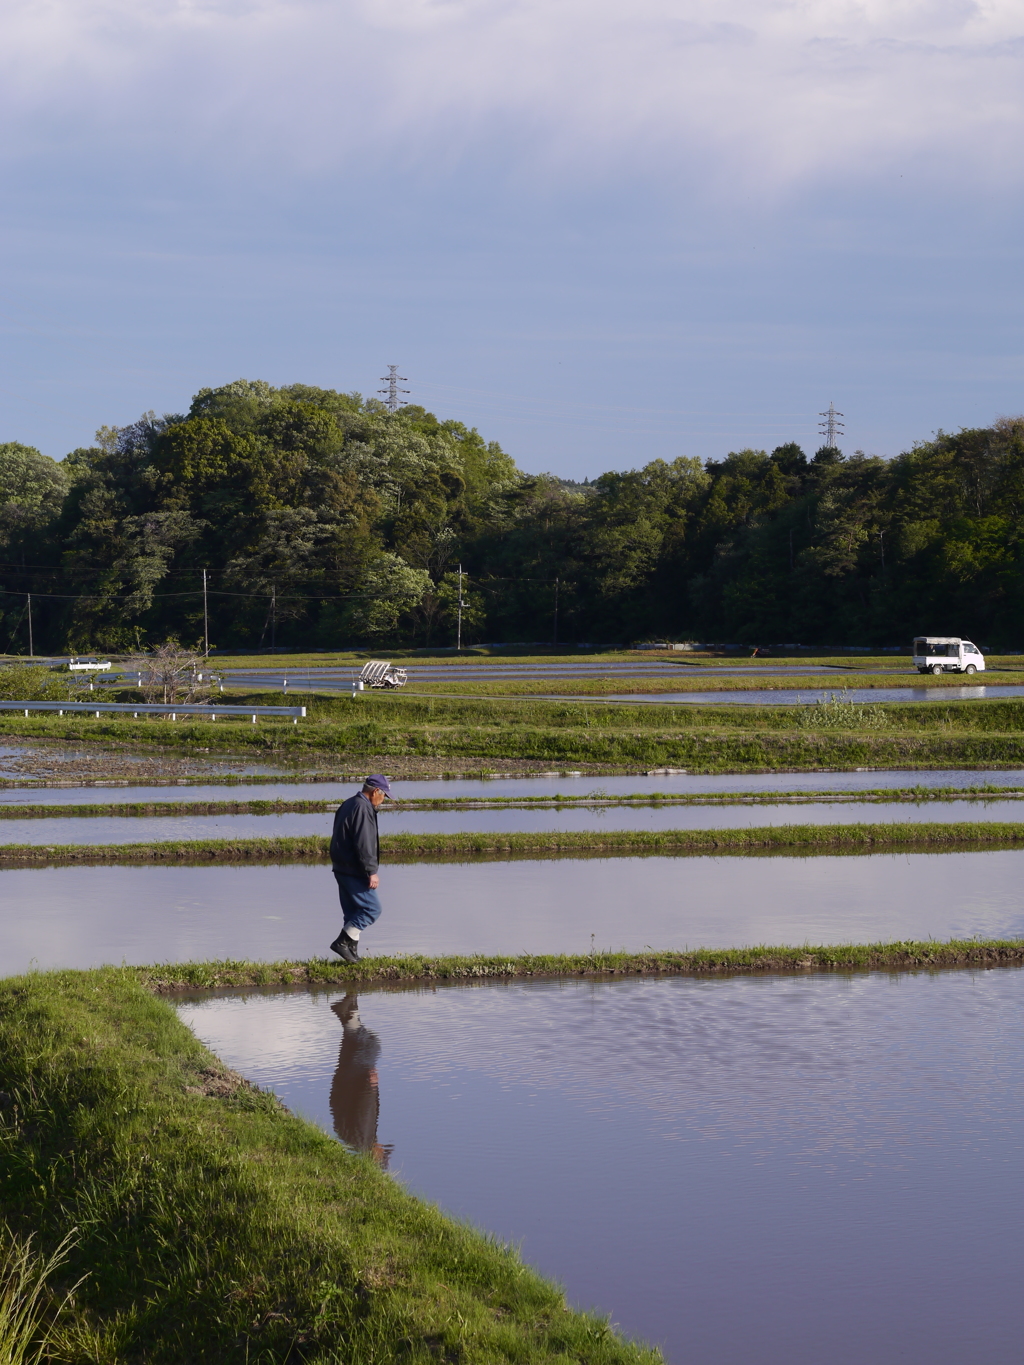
[378,365,410,413]
[271,585,276,650]
[26,593,33,657]
[456,565,464,651]
[818,402,845,448]
[202,569,209,655]
[552,577,559,647]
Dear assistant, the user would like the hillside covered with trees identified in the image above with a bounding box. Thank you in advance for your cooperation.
[1,379,1022,651]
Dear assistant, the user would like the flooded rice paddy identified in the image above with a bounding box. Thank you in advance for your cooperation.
[4,767,1024,804]
[3,847,1024,975]
[3,753,1020,1362]
[604,685,1024,705]
[4,796,1024,845]
[215,661,878,685]
[178,968,1024,1365]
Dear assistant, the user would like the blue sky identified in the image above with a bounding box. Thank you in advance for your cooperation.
[1,0,1022,479]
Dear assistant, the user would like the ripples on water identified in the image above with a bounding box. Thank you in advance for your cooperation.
[179,969,1024,1365]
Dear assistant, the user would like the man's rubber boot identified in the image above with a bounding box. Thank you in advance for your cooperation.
[330,933,359,964]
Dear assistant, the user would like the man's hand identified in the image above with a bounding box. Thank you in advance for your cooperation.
[368,873,380,890]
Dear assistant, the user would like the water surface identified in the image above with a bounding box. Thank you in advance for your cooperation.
[4,768,1024,805]
[2,847,1022,975]
[178,969,1024,1365]
[3,796,1024,845]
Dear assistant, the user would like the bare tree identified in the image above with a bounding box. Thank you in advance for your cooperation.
[126,640,213,706]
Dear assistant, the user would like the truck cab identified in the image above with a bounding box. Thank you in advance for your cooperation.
[913,637,985,676]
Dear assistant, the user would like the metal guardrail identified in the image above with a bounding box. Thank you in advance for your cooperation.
[0,701,306,723]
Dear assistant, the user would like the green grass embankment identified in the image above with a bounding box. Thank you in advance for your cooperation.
[2,784,1024,819]
[0,967,658,1364]
[8,821,1024,865]
[8,689,1024,772]
[136,938,1024,991]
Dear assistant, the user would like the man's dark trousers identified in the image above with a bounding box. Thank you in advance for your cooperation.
[333,872,382,935]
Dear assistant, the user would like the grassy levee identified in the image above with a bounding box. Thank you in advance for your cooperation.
[7,821,1024,865]
[0,966,660,1365]
[7,691,1024,773]
[135,939,1024,991]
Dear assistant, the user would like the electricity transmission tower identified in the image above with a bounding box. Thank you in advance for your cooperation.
[378,365,410,413]
[818,402,845,448]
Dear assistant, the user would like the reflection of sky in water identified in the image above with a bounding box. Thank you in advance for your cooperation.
[5,768,1024,805]
[2,848,1023,976]
[5,796,1024,844]
[179,970,1024,1365]
[603,686,1022,704]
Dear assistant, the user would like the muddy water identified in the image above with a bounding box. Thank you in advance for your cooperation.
[3,768,1024,805]
[178,969,1024,1365]
[2,847,1023,975]
[4,796,1024,845]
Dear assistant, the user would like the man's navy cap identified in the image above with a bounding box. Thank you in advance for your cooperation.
[364,774,393,799]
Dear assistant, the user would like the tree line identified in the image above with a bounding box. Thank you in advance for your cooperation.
[2,378,1022,652]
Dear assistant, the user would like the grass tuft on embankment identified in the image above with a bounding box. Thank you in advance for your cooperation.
[9,820,1024,865]
[134,939,1024,992]
[0,966,659,1364]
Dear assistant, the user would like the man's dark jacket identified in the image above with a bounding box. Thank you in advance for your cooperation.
[330,792,380,879]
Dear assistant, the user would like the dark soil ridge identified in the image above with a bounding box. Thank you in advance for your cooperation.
[0,762,612,789]
[136,939,1024,993]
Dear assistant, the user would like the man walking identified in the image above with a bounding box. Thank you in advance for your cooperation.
[329,774,392,963]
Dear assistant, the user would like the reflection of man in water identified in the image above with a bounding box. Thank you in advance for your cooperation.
[330,995,392,1168]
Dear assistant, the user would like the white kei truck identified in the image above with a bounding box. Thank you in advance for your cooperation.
[913,637,985,675]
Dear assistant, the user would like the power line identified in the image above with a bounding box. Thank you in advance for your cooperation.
[0,585,431,605]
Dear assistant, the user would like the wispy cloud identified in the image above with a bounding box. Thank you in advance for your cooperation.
[2,1,1022,191]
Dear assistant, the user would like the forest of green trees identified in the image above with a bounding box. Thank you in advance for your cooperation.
[2,378,1023,652]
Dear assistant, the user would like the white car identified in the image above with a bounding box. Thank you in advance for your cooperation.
[913,637,985,676]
